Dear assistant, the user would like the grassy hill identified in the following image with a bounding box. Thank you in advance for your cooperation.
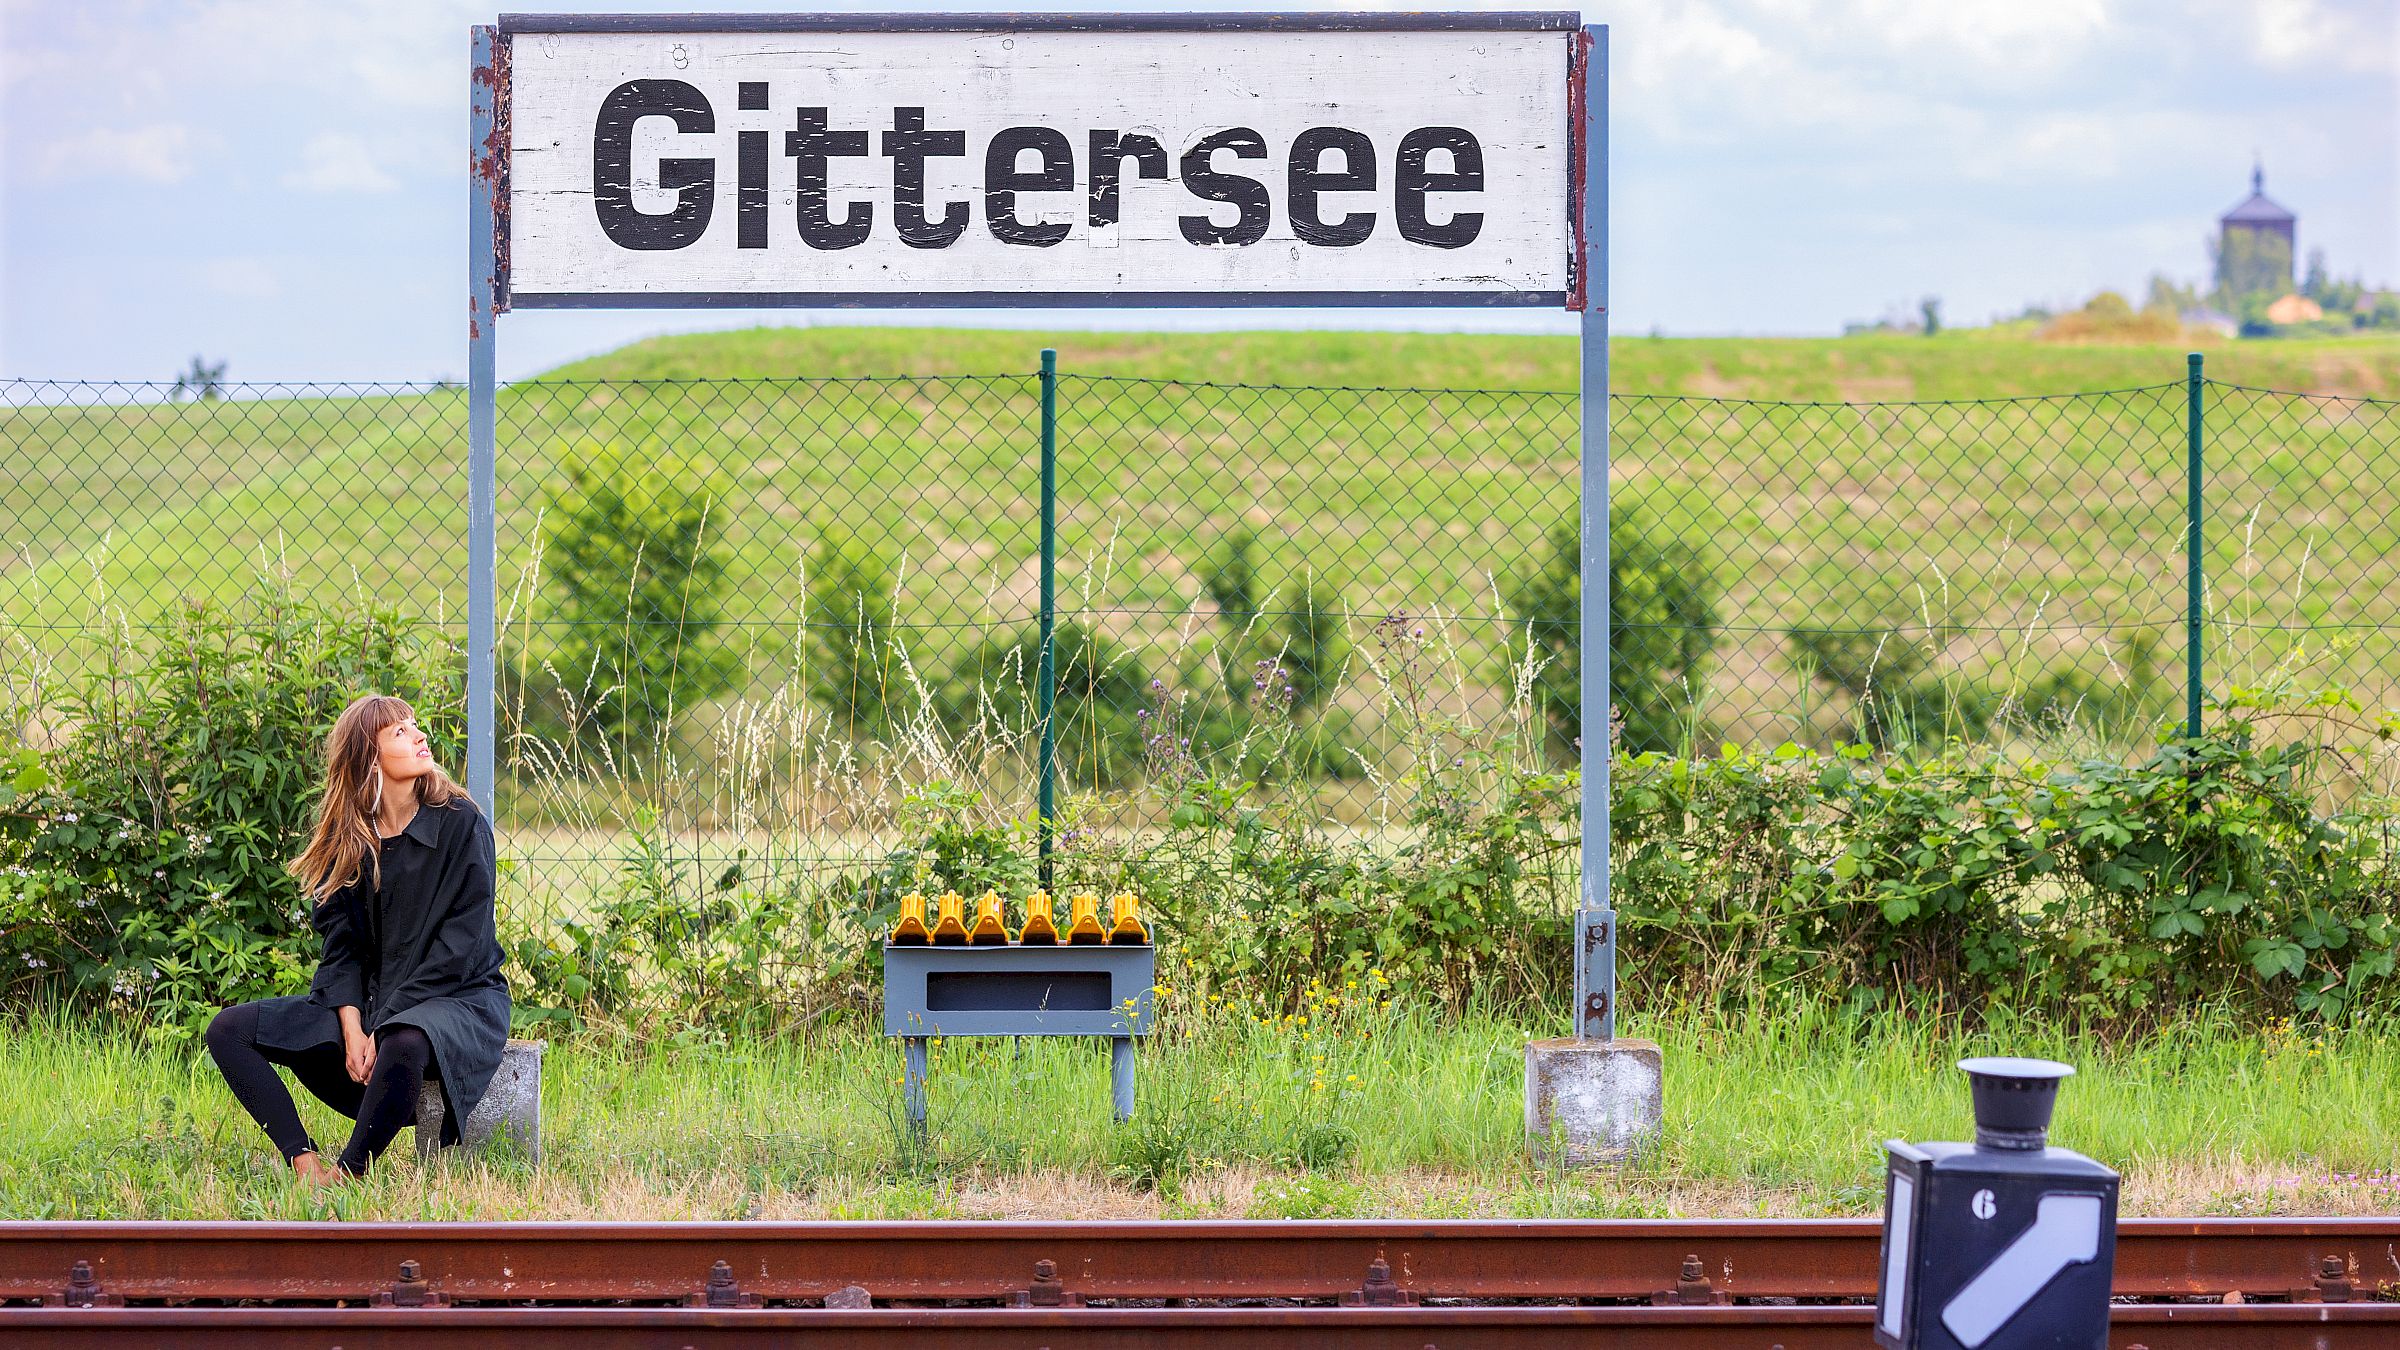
[7,328,2397,757]
[552,326,2400,399]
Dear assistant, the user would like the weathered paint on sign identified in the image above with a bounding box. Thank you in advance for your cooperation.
[502,28,1574,304]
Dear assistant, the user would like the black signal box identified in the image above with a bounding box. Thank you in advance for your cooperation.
[1875,1058,2120,1350]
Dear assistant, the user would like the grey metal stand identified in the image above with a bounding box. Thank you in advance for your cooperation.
[885,944,1154,1130]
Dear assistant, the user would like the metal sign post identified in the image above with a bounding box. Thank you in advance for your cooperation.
[464,13,1642,1157]
[1575,24,1614,1045]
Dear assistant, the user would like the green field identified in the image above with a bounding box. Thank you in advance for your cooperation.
[7,328,2398,775]
[4,1000,2394,1221]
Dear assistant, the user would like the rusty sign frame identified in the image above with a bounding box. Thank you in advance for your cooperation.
[465,13,1617,1040]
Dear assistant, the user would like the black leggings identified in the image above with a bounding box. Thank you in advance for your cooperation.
[204,1001,433,1176]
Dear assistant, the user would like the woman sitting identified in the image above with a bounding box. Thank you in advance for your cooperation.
[204,694,510,1182]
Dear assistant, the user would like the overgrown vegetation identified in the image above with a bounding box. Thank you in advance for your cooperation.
[0,579,462,1038]
[6,584,2396,1041]
[1505,511,1718,757]
[530,440,741,751]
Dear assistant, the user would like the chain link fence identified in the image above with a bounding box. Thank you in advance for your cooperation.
[5,365,2396,927]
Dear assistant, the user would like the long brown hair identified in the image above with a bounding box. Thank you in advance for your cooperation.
[288,694,471,902]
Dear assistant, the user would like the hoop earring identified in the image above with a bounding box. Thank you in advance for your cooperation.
[371,766,384,817]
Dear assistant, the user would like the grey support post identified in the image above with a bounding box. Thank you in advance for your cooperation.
[1575,24,1616,1045]
[903,1035,929,1129]
[1110,1037,1135,1123]
[1524,26,1662,1165]
[465,24,500,806]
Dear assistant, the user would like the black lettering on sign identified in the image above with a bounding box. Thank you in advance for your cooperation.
[786,108,871,250]
[1087,130,1168,229]
[1395,127,1484,249]
[736,82,768,250]
[884,107,968,249]
[984,127,1074,248]
[1178,128,1270,247]
[592,79,716,251]
[1287,126,1376,247]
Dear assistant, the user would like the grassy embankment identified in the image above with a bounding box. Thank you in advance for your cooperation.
[9,328,2398,917]
[9,330,2397,719]
[2,998,2394,1222]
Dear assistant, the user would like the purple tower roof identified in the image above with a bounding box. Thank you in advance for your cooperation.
[2222,165,2295,226]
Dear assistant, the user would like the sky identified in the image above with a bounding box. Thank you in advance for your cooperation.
[1,0,2393,382]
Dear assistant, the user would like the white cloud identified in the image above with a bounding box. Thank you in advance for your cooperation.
[283,130,399,194]
[34,122,209,183]
[2245,0,2400,75]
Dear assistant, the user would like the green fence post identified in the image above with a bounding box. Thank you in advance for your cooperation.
[1038,349,1059,887]
[2185,351,2204,740]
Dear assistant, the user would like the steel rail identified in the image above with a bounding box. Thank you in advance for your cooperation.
[1,1218,2392,1305]
[5,1303,2399,1349]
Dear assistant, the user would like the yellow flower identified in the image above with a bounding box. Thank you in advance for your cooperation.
[1346,1075,1359,1083]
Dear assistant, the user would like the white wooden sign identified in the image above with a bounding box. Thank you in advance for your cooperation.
[499,24,1580,306]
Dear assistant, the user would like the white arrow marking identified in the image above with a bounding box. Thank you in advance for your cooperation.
[1939,1193,2103,1349]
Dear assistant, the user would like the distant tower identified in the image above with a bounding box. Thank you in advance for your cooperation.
[2216,162,2296,300]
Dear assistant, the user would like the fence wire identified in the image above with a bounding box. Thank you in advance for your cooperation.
[4,369,2396,928]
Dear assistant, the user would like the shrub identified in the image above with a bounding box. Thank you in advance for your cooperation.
[1786,588,1994,749]
[1272,570,1347,717]
[0,580,463,1037]
[1505,511,1718,757]
[806,532,900,735]
[1201,526,1261,629]
[534,440,741,751]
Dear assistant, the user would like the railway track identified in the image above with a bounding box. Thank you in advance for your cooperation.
[8,1303,2400,1349]
[5,1218,2394,1346]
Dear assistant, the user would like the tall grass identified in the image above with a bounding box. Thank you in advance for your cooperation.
[2,999,2392,1221]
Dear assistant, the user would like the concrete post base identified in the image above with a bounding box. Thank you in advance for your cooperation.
[1525,1037,1662,1166]
[417,1038,544,1165]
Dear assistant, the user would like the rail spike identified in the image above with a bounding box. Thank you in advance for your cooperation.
[2291,1253,2357,1304]
[373,1259,449,1308]
[1009,1257,1084,1308]
[45,1259,124,1308]
[688,1258,763,1308]
[1650,1253,1730,1306]
[1338,1256,1419,1307]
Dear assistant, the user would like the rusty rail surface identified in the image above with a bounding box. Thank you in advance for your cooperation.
[6,1304,2400,1349]
[1,1218,2393,1306]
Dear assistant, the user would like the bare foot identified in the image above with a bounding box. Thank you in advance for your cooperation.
[290,1151,342,1186]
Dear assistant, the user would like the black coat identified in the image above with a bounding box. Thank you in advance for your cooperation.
[252,797,511,1147]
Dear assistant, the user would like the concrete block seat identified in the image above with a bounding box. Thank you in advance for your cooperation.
[415,1038,544,1164]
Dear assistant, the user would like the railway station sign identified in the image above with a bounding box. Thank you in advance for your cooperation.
[493,16,1587,307]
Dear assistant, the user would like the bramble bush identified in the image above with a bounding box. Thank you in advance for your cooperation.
[0,580,463,1039]
[7,596,2396,1037]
